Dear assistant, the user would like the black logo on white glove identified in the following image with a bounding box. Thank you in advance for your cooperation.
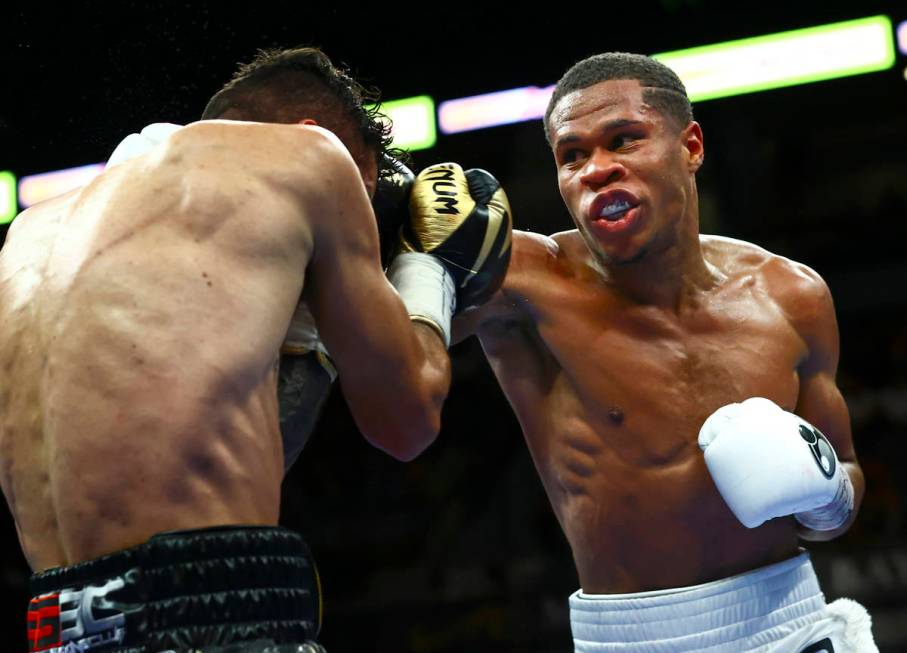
[798,425,836,480]
[800,637,834,652]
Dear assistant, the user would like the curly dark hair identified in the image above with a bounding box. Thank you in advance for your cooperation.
[544,52,693,144]
[202,46,399,180]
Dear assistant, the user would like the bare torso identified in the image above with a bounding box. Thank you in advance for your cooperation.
[0,122,329,570]
[471,230,813,593]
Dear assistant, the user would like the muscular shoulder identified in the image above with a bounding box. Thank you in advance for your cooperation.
[701,234,774,274]
[157,121,365,232]
[452,230,558,340]
[182,119,346,152]
[510,229,560,274]
[763,254,836,360]
[709,236,830,315]
[510,228,605,282]
[705,235,836,356]
[453,229,584,342]
[167,121,356,186]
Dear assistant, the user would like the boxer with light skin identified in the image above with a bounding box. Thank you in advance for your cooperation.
[0,47,508,653]
[451,53,876,651]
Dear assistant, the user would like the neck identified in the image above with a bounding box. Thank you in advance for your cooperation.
[591,205,720,312]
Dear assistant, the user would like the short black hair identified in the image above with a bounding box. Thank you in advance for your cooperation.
[202,46,398,179]
[544,52,693,144]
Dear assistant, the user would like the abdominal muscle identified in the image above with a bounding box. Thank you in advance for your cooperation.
[524,409,800,594]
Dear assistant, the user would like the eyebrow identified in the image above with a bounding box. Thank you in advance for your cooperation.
[554,118,645,150]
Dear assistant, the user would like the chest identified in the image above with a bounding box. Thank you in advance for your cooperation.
[515,273,806,427]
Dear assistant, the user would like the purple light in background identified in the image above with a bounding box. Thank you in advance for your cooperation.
[898,20,907,55]
[438,85,554,135]
[19,163,105,208]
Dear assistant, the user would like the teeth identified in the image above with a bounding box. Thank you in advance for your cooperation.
[599,200,631,220]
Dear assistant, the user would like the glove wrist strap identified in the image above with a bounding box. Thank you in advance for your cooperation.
[795,470,855,531]
[387,253,456,347]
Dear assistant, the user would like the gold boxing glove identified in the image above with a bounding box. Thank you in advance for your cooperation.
[401,163,512,311]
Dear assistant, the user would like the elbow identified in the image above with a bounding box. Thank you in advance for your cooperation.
[353,355,449,462]
[379,405,441,462]
[383,441,428,463]
[382,360,449,461]
[365,393,442,462]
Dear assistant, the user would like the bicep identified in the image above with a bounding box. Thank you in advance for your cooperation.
[792,272,855,462]
[796,370,855,463]
[794,314,865,537]
[451,230,543,344]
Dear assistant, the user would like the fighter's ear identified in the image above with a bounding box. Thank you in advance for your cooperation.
[682,121,704,173]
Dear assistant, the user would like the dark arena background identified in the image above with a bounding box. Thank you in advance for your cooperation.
[2,2,906,651]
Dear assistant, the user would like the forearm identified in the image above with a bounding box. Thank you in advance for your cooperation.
[334,314,449,462]
[337,310,451,462]
[798,461,865,542]
[363,160,509,458]
[413,321,451,417]
[368,322,451,461]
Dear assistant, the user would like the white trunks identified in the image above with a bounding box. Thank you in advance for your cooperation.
[569,553,876,652]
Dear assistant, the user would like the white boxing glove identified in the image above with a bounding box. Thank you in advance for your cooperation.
[107,122,184,166]
[698,397,854,530]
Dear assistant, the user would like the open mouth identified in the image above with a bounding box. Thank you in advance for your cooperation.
[598,199,633,221]
[589,190,640,224]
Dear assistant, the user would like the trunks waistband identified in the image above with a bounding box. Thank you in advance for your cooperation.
[569,552,826,650]
[27,526,321,653]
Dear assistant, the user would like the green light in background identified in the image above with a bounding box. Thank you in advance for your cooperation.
[653,15,896,103]
[1,171,17,225]
[372,95,436,151]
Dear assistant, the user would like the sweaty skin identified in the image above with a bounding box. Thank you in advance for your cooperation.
[0,121,449,571]
[456,80,863,594]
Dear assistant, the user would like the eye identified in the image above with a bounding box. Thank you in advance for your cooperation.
[611,132,642,150]
[560,148,585,165]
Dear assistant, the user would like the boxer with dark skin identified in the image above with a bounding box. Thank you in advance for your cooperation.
[455,60,865,596]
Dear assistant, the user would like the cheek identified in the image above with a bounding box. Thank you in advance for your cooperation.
[558,172,578,203]
[557,176,570,204]
[559,184,583,222]
[648,160,687,203]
